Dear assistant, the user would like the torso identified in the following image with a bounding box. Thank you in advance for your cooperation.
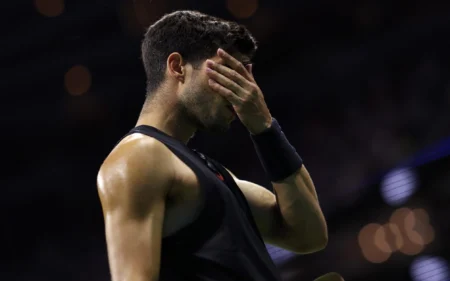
[100,128,282,281]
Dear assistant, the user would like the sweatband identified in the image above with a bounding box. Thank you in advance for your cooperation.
[250,118,303,182]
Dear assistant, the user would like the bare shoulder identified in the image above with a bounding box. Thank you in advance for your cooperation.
[97,134,174,281]
[97,134,175,214]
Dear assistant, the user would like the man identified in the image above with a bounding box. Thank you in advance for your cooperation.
[97,10,336,281]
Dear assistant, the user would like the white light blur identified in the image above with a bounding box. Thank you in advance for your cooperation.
[410,256,450,281]
[380,168,418,206]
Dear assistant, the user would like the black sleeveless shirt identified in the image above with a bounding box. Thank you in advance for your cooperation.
[123,125,281,281]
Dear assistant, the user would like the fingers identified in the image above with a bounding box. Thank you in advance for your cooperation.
[207,79,242,105]
[206,63,244,93]
[217,48,253,81]
[247,63,253,74]
[313,272,345,281]
[206,49,257,106]
[206,59,249,88]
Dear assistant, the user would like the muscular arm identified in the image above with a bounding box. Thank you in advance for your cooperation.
[227,165,327,254]
[210,48,327,253]
[271,166,327,253]
[97,137,174,281]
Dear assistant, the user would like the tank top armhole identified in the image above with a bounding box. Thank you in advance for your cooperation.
[121,125,225,252]
[161,147,226,252]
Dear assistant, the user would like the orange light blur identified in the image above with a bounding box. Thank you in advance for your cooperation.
[134,0,167,30]
[385,223,404,251]
[358,207,435,262]
[34,0,64,17]
[413,208,435,245]
[374,225,392,253]
[64,65,92,96]
[227,0,259,19]
[389,208,426,256]
[405,211,425,246]
[358,223,391,263]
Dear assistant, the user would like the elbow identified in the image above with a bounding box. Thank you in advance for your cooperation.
[315,232,329,250]
[299,234,328,254]
[290,228,328,254]
[312,224,329,251]
[313,217,329,250]
[291,238,327,254]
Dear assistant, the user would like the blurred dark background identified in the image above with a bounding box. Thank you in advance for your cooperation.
[2,0,450,280]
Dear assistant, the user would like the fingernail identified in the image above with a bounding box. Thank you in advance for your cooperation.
[218,48,224,55]
[206,67,212,73]
[206,60,214,67]
[208,79,214,84]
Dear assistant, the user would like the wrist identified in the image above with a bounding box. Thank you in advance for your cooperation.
[250,118,303,182]
[249,116,273,135]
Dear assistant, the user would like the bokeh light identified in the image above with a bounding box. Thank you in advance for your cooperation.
[379,223,404,252]
[118,0,168,37]
[358,208,435,263]
[34,0,64,17]
[410,256,450,281]
[390,208,423,255]
[405,211,425,246]
[389,208,436,256]
[374,225,392,253]
[64,65,92,96]
[227,0,259,19]
[133,0,167,30]
[358,223,391,263]
[380,167,418,206]
[413,209,435,245]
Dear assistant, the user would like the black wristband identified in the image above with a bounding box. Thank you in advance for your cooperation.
[250,118,303,182]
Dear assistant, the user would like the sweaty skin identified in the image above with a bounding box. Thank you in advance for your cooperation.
[98,136,173,281]
[98,48,333,281]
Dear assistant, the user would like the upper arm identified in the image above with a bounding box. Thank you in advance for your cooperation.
[227,167,326,253]
[97,138,174,281]
[224,169,283,245]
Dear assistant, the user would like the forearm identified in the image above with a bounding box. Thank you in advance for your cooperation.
[250,118,327,251]
[280,165,319,200]
[272,166,328,251]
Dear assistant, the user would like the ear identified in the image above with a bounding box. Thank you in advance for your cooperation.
[167,52,185,82]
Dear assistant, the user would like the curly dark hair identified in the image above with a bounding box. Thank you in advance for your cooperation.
[141,10,258,97]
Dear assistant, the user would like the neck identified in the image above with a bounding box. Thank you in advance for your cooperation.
[136,98,197,145]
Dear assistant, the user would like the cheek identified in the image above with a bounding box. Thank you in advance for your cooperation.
[195,68,210,84]
[190,73,223,105]
[192,72,212,94]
